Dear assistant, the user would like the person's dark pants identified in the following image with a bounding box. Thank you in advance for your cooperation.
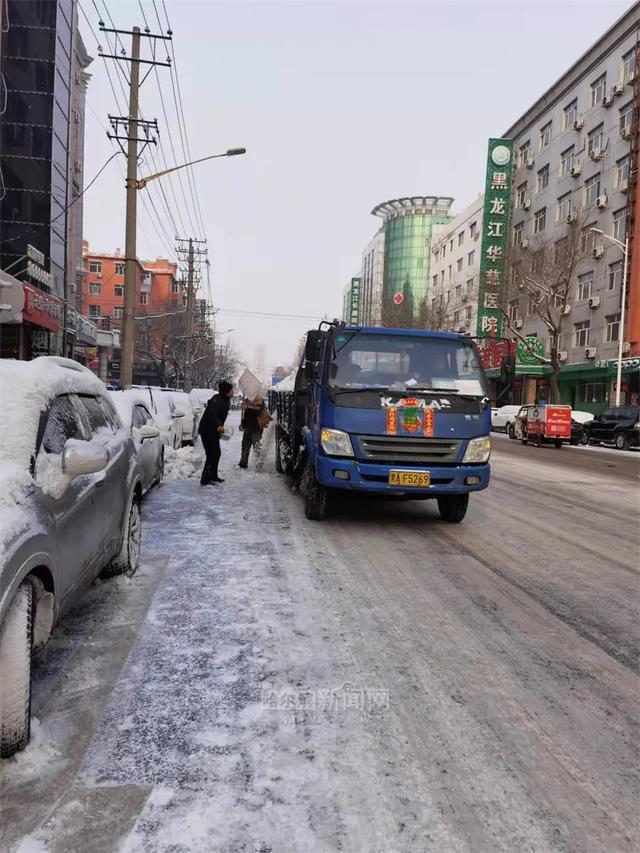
[201,434,221,484]
[239,429,262,467]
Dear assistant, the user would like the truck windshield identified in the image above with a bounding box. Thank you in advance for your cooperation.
[328,332,487,396]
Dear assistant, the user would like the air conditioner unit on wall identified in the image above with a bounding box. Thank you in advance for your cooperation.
[526,157,535,169]
[621,127,631,140]
[570,163,581,177]
[588,295,600,309]
[567,211,578,223]
[590,147,605,161]
[620,179,629,193]
[522,199,531,210]
[515,319,523,329]
[563,304,572,315]
[596,194,608,209]
[585,347,597,359]
[558,351,568,362]
[602,92,614,107]
[521,239,529,249]
[574,116,584,130]
[622,341,631,355]
[593,245,605,259]
[612,82,625,96]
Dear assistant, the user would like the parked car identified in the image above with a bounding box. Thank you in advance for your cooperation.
[491,404,522,438]
[109,390,164,491]
[582,405,640,450]
[189,388,214,437]
[0,357,143,758]
[133,386,184,449]
[162,390,195,445]
[568,410,594,446]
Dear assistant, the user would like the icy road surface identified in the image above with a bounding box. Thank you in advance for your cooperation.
[2,417,639,852]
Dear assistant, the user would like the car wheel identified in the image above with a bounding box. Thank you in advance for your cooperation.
[437,493,469,523]
[0,582,33,759]
[615,432,628,451]
[303,459,332,521]
[554,439,563,449]
[102,499,141,578]
[579,431,589,446]
[507,423,515,439]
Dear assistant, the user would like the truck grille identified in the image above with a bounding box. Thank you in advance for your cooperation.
[355,435,461,465]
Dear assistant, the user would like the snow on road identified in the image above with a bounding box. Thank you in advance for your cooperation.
[2,418,639,852]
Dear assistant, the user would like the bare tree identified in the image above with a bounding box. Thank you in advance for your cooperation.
[502,214,590,403]
[417,294,453,331]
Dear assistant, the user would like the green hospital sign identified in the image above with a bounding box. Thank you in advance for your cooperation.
[476,139,514,340]
[349,277,362,324]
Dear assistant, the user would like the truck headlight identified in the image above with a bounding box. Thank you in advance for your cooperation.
[462,435,491,464]
[320,428,354,457]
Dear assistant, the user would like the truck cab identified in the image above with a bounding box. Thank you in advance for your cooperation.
[273,324,492,521]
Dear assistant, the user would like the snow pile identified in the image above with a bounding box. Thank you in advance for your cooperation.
[163,444,204,480]
[5,717,60,782]
[274,370,296,391]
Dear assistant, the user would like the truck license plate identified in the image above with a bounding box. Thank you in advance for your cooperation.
[388,470,431,487]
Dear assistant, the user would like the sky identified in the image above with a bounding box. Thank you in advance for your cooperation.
[78,0,634,377]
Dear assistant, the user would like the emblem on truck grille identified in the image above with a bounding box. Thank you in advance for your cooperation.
[385,398,435,437]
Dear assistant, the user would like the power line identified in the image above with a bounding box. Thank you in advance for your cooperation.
[216,308,328,321]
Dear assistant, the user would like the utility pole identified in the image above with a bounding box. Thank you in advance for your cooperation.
[99,21,171,387]
[176,237,207,391]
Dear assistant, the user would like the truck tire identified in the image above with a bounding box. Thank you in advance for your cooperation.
[275,428,285,474]
[303,460,331,521]
[437,494,469,523]
[0,582,33,758]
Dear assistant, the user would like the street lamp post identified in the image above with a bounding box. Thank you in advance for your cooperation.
[590,228,629,407]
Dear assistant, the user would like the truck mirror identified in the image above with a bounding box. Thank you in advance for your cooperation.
[304,330,325,362]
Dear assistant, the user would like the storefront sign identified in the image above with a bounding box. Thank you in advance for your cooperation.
[595,357,640,370]
[22,283,62,332]
[66,307,98,345]
[26,244,53,290]
[30,329,51,355]
[0,269,24,324]
[349,277,362,324]
[516,336,544,365]
[476,139,515,339]
[476,338,516,371]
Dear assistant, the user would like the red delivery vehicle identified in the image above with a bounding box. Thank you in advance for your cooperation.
[515,404,572,448]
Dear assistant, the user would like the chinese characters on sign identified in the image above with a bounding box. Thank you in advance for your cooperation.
[349,277,362,324]
[385,398,437,436]
[476,139,514,339]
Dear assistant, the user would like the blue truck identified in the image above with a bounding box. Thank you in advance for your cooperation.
[270,322,492,522]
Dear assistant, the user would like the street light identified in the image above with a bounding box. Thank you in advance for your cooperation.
[135,148,247,189]
[590,227,629,406]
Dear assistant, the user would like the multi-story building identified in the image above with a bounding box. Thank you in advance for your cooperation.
[359,197,454,326]
[503,7,639,409]
[429,195,484,334]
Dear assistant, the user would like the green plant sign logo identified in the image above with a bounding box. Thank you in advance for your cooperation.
[517,337,544,365]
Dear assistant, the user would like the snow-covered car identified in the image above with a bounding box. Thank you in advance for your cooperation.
[109,390,164,491]
[133,386,185,449]
[189,388,214,437]
[0,357,144,759]
[491,404,522,438]
[162,390,195,445]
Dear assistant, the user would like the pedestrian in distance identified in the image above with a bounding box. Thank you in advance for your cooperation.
[238,394,270,469]
[198,380,233,485]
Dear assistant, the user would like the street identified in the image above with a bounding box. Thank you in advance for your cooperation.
[1,418,639,853]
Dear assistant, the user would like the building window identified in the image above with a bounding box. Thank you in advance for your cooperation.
[617,155,630,187]
[590,73,607,107]
[89,282,101,294]
[516,181,528,207]
[113,307,124,319]
[441,270,445,285]
[583,382,606,404]
[114,262,125,276]
[563,99,578,129]
[554,237,569,265]
[527,294,537,315]
[452,309,460,325]
[465,305,472,322]
[514,222,525,246]
[466,277,474,292]
[620,101,633,135]
[88,304,101,317]
[467,250,475,266]
[89,261,102,274]
[574,320,590,348]
[448,265,452,279]
[448,239,453,252]
[587,124,604,157]
[458,232,464,246]
[171,281,180,294]
[605,313,621,343]
[114,285,124,297]
[539,121,552,149]
[469,221,478,239]
[534,207,546,234]
[432,274,438,288]
[442,243,446,258]
[531,251,543,275]
[608,260,623,290]
[577,272,593,300]
[518,140,531,167]
[455,284,462,300]
[457,257,463,272]
[557,193,572,222]
[581,224,597,253]
[560,146,575,177]
[622,48,636,83]
[537,164,549,192]
[508,300,519,323]
[585,173,601,206]
[141,293,148,305]
[613,208,627,241]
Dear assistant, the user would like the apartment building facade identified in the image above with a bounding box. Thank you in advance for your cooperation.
[503,7,639,409]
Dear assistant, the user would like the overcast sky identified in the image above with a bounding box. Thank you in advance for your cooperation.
[79,0,633,377]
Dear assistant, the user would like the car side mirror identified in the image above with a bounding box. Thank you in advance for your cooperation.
[62,439,108,477]
[136,424,160,441]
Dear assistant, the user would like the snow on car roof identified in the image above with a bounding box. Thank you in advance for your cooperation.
[0,357,107,471]
[108,389,157,429]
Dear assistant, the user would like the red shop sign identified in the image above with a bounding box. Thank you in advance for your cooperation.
[22,282,62,332]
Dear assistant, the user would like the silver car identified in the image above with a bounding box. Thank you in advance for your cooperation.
[0,357,144,758]
[109,390,164,492]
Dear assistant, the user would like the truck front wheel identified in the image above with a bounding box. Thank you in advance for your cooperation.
[303,460,331,520]
[437,493,469,523]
